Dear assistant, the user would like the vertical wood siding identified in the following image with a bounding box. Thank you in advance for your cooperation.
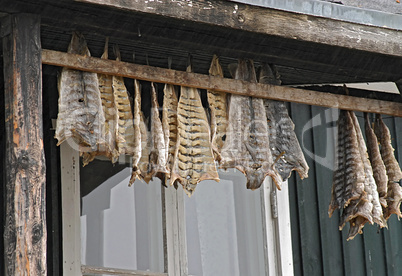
[288,104,402,276]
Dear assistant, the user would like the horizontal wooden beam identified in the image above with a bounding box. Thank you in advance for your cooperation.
[76,0,402,58]
[81,265,168,276]
[42,49,402,117]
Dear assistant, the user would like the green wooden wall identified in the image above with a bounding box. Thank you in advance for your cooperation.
[288,103,402,276]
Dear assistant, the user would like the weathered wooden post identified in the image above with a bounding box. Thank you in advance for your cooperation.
[2,14,47,275]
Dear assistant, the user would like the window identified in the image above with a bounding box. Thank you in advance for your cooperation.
[61,142,293,275]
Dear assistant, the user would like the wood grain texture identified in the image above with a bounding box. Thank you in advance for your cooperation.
[42,49,402,117]
[77,0,402,57]
[81,265,168,275]
[2,14,47,275]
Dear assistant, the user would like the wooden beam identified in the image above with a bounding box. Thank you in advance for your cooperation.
[76,0,402,58]
[81,265,168,276]
[42,49,402,117]
[2,14,46,275]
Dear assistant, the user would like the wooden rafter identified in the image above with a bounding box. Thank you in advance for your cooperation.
[42,49,402,117]
[76,0,402,58]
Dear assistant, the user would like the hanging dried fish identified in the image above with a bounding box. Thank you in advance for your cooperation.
[221,59,280,190]
[148,83,169,180]
[328,110,365,217]
[207,55,227,162]
[162,83,179,184]
[260,63,309,185]
[364,113,388,207]
[170,65,219,196]
[138,112,152,183]
[55,32,105,155]
[374,114,402,220]
[82,37,119,165]
[112,47,136,156]
[129,79,143,185]
[346,112,385,237]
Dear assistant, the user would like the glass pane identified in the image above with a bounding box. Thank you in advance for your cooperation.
[80,158,164,273]
[185,170,266,276]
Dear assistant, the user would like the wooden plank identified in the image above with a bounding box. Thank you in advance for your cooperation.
[259,179,280,275]
[163,187,188,276]
[290,104,323,276]
[81,265,168,276]
[2,14,47,275]
[60,142,81,275]
[310,106,344,276]
[276,180,295,276]
[76,0,402,58]
[41,49,402,117]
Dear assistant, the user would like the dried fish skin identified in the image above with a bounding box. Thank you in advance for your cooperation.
[55,32,106,154]
[328,110,365,217]
[384,181,402,220]
[207,55,227,162]
[129,79,143,186]
[136,112,152,183]
[374,114,402,219]
[221,60,279,190]
[350,112,385,228]
[374,115,402,183]
[364,113,388,207]
[162,84,179,183]
[82,38,119,165]
[346,216,370,241]
[170,84,219,196]
[260,63,309,182]
[112,74,135,156]
[148,83,169,179]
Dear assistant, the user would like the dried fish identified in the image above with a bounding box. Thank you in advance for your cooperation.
[55,32,105,155]
[336,111,385,240]
[364,113,388,207]
[138,112,152,183]
[260,63,309,185]
[207,55,227,162]
[148,83,169,179]
[129,79,143,185]
[162,83,179,184]
[375,114,402,220]
[82,38,119,165]
[112,49,136,156]
[328,110,365,217]
[170,66,219,196]
[221,60,280,190]
[350,112,385,229]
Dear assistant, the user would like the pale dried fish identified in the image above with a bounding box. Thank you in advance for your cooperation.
[260,63,309,185]
[112,48,135,156]
[55,32,105,155]
[129,79,143,185]
[221,59,280,190]
[374,114,402,220]
[350,112,385,229]
[162,83,179,184]
[207,55,227,162]
[364,113,388,207]
[138,112,152,183]
[148,83,169,180]
[170,66,219,196]
[82,37,119,165]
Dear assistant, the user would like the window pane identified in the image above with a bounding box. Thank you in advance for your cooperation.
[80,159,164,273]
[185,170,266,276]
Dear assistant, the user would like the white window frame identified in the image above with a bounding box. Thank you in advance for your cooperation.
[61,143,293,276]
